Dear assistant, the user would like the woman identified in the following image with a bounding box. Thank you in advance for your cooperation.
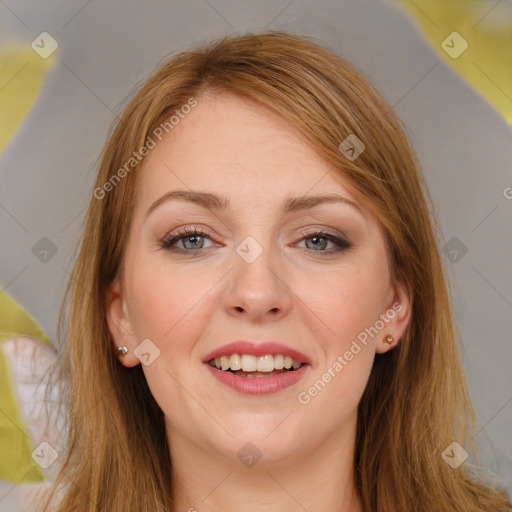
[40,31,511,511]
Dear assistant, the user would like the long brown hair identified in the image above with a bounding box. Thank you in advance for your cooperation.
[41,30,511,511]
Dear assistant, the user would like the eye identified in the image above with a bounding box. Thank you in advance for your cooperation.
[160,227,217,252]
[296,229,351,253]
[159,227,352,256]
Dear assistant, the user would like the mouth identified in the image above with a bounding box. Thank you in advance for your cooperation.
[204,352,310,395]
[208,353,307,378]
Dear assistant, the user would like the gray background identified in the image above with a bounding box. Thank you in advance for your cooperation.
[1,0,511,498]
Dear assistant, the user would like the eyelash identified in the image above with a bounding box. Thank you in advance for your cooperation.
[159,227,351,256]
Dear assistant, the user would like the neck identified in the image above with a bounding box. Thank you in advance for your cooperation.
[167,415,363,512]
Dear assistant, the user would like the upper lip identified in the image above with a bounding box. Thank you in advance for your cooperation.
[202,341,311,365]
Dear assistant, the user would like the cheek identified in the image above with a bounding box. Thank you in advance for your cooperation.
[289,256,387,414]
[125,257,214,342]
[297,253,388,417]
[124,260,216,425]
[295,331,375,449]
[293,256,390,349]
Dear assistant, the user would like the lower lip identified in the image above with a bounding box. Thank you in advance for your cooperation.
[205,363,310,396]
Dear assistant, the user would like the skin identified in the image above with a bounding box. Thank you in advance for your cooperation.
[106,92,412,512]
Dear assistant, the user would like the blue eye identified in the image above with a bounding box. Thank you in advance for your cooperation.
[160,228,351,255]
[160,227,214,251]
[297,229,351,253]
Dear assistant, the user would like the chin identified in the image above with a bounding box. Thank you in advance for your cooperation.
[211,421,306,466]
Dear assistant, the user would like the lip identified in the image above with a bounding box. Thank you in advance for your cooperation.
[205,363,310,396]
[202,341,312,365]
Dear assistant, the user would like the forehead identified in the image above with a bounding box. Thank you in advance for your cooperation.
[136,92,359,212]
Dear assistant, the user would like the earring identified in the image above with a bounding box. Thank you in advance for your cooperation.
[384,334,394,344]
[117,346,128,359]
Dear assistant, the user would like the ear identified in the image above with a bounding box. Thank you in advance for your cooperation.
[375,275,413,355]
[105,276,140,367]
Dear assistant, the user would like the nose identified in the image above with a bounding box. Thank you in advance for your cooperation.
[223,240,293,323]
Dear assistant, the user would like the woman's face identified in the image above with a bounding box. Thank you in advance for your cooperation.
[107,92,411,467]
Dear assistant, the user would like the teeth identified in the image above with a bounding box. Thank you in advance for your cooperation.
[220,355,230,371]
[257,355,274,372]
[241,354,257,372]
[210,354,304,372]
[230,353,242,371]
[274,354,284,370]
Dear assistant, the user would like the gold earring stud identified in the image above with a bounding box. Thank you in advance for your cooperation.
[384,334,394,344]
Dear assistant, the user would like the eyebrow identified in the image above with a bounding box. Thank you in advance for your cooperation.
[144,189,364,220]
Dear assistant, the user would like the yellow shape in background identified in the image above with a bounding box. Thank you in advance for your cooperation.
[395,0,512,125]
[0,293,53,347]
[0,46,56,153]
[0,293,54,483]
[0,44,56,484]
